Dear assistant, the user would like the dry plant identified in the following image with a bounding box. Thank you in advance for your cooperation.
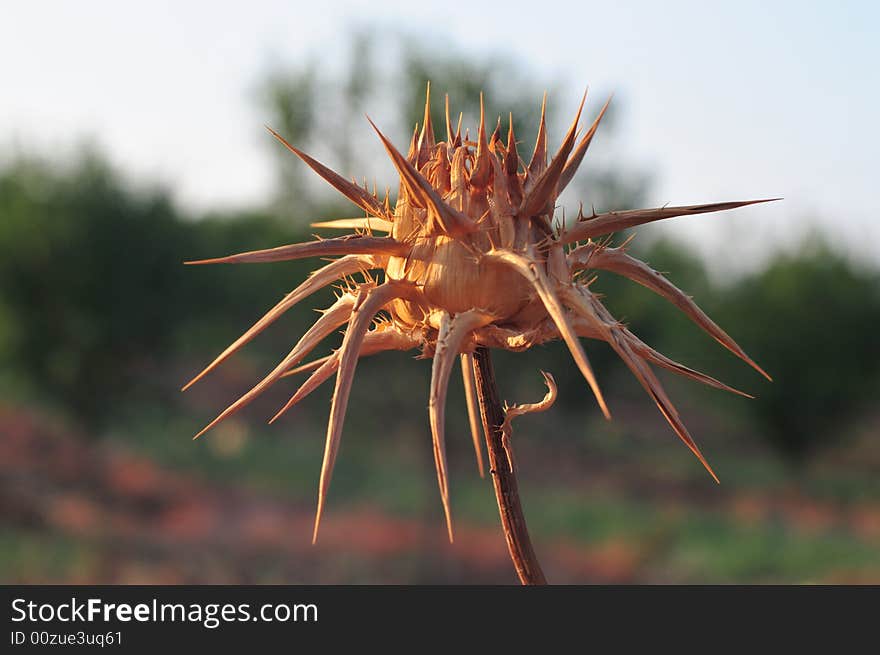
[184,85,774,584]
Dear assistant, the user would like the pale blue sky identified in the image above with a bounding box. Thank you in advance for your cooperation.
[2,1,877,268]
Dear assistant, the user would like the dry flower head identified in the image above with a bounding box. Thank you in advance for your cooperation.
[184,85,775,543]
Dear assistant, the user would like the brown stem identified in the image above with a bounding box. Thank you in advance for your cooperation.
[472,347,547,585]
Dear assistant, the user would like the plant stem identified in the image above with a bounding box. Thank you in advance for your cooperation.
[472,347,547,585]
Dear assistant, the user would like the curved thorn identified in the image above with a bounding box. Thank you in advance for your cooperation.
[503,370,558,425]
[499,371,558,474]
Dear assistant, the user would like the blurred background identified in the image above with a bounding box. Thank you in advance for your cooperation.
[1,2,878,583]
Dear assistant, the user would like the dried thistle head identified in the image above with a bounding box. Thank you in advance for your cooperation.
[184,85,774,543]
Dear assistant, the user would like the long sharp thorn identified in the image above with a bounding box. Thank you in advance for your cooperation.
[471,92,492,188]
[272,326,420,422]
[429,312,454,542]
[445,94,454,144]
[366,115,474,236]
[429,310,494,542]
[623,342,719,483]
[527,92,548,179]
[406,122,419,164]
[460,353,486,478]
[417,82,435,167]
[567,288,753,398]
[310,217,394,233]
[558,94,612,194]
[505,112,523,206]
[280,354,333,379]
[569,290,719,482]
[490,116,502,148]
[570,244,771,380]
[266,126,390,219]
[505,112,519,174]
[184,234,408,265]
[561,198,782,245]
[271,354,341,424]
[182,255,373,391]
[313,281,419,543]
[192,292,361,441]
[631,335,754,398]
[520,90,586,218]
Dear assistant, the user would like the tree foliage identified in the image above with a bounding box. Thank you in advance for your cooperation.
[718,239,880,459]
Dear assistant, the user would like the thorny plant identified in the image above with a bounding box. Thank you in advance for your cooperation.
[184,85,774,556]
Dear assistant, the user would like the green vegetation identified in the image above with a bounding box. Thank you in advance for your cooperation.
[718,240,880,459]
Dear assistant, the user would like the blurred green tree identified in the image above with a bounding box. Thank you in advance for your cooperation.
[0,151,313,425]
[717,237,880,460]
[259,65,318,217]
[0,152,190,421]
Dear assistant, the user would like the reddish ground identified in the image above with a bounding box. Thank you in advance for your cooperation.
[0,405,650,584]
[2,405,878,584]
